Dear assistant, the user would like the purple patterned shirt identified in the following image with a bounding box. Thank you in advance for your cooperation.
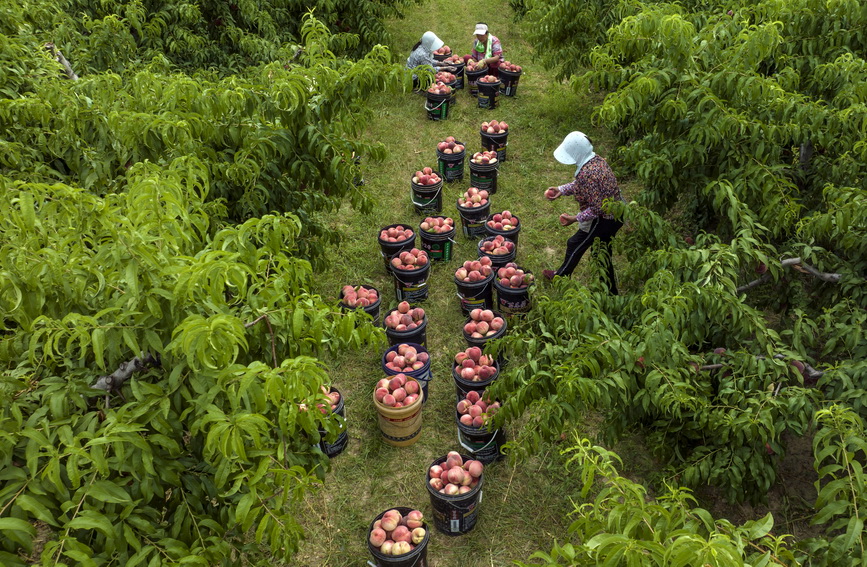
[557,155,622,222]
[471,35,503,62]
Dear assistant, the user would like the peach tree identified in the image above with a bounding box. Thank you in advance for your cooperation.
[0,5,409,566]
[495,0,866,562]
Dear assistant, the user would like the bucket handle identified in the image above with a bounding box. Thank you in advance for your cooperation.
[410,185,442,208]
[425,98,447,111]
[460,430,501,452]
[393,272,428,287]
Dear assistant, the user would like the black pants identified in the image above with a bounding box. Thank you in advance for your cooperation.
[556,217,623,294]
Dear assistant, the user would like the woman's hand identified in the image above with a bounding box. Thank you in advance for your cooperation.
[559,213,577,226]
[544,187,560,200]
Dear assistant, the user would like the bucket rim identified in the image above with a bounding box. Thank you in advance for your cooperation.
[425,453,485,500]
[383,312,428,336]
[479,128,509,139]
[462,311,508,343]
[389,259,431,282]
[419,217,456,239]
[453,270,494,288]
[484,212,520,232]
[468,159,499,171]
[455,409,502,436]
[498,67,523,78]
[372,377,423,416]
[452,359,500,388]
[367,506,431,561]
[381,342,431,374]
[339,284,383,312]
[493,273,534,294]
[477,78,502,88]
[425,90,452,100]
[410,180,444,193]
[378,224,417,246]
[456,198,492,213]
[464,67,489,77]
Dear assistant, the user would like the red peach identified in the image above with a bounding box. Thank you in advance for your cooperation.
[369,528,387,547]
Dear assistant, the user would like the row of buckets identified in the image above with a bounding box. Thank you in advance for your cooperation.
[426,63,522,120]
[347,93,532,565]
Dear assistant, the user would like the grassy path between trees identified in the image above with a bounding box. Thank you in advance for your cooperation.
[296,1,641,565]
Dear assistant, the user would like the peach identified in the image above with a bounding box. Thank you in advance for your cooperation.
[468,460,484,478]
[469,404,483,418]
[392,541,411,555]
[429,477,443,490]
[392,388,406,402]
[375,387,388,402]
[392,525,411,543]
[405,380,420,395]
[472,416,485,427]
[457,399,472,414]
[429,464,443,478]
[470,308,483,320]
[444,483,460,495]
[461,367,475,380]
[411,527,426,544]
[455,352,469,364]
[369,528,387,547]
[476,321,490,335]
[466,390,481,404]
[382,394,395,406]
[464,322,477,334]
[381,513,400,532]
[460,414,473,426]
[458,485,473,494]
[380,540,394,554]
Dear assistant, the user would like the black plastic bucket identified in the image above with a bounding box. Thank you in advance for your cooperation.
[382,342,433,403]
[379,225,417,273]
[457,424,506,465]
[385,315,427,348]
[454,272,494,314]
[477,81,500,110]
[420,230,455,262]
[452,361,499,399]
[339,285,383,325]
[391,261,430,304]
[463,312,508,348]
[367,506,431,567]
[478,236,516,268]
[480,130,509,163]
[425,92,451,121]
[433,51,451,62]
[494,277,533,316]
[456,200,491,239]
[452,63,466,89]
[426,454,484,536]
[468,161,498,195]
[437,148,465,183]
[319,387,348,458]
[444,80,459,107]
[411,180,443,215]
[498,68,522,96]
[483,214,520,246]
[465,67,487,97]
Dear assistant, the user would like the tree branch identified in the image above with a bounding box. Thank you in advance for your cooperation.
[737,257,842,293]
[44,43,78,80]
[245,314,278,368]
[91,352,161,392]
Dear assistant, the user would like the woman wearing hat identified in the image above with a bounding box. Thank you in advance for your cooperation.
[463,23,504,77]
[542,132,625,294]
[406,31,456,89]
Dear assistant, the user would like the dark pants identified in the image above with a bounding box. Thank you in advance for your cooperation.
[556,217,623,294]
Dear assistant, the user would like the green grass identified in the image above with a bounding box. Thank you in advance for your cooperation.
[295,1,635,565]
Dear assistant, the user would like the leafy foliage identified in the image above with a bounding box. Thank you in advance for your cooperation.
[0,3,401,565]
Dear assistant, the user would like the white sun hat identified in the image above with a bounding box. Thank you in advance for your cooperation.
[421,31,444,52]
[474,23,488,36]
[554,131,596,174]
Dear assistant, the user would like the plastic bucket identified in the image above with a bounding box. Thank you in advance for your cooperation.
[319,386,348,458]
[457,424,506,465]
[419,224,455,262]
[483,214,520,246]
[468,161,498,195]
[391,261,430,304]
[374,385,423,447]
[452,361,500,399]
[367,506,431,567]
[494,278,533,316]
[452,64,466,89]
[454,273,494,314]
[426,454,484,535]
[463,312,508,349]
[411,180,443,215]
[381,342,433,403]
[477,81,500,110]
[437,147,465,183]
[456,200,491,239]
[478,236,516,268]
[385,314,428,348]
[480,130,509,163]
[465,68,487,97]
[339,285,383,325]
[379,225,417,273]
[425,92,451,121]
[498,68,522,97]
[433,52,451,62]
[444,80,459,107]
